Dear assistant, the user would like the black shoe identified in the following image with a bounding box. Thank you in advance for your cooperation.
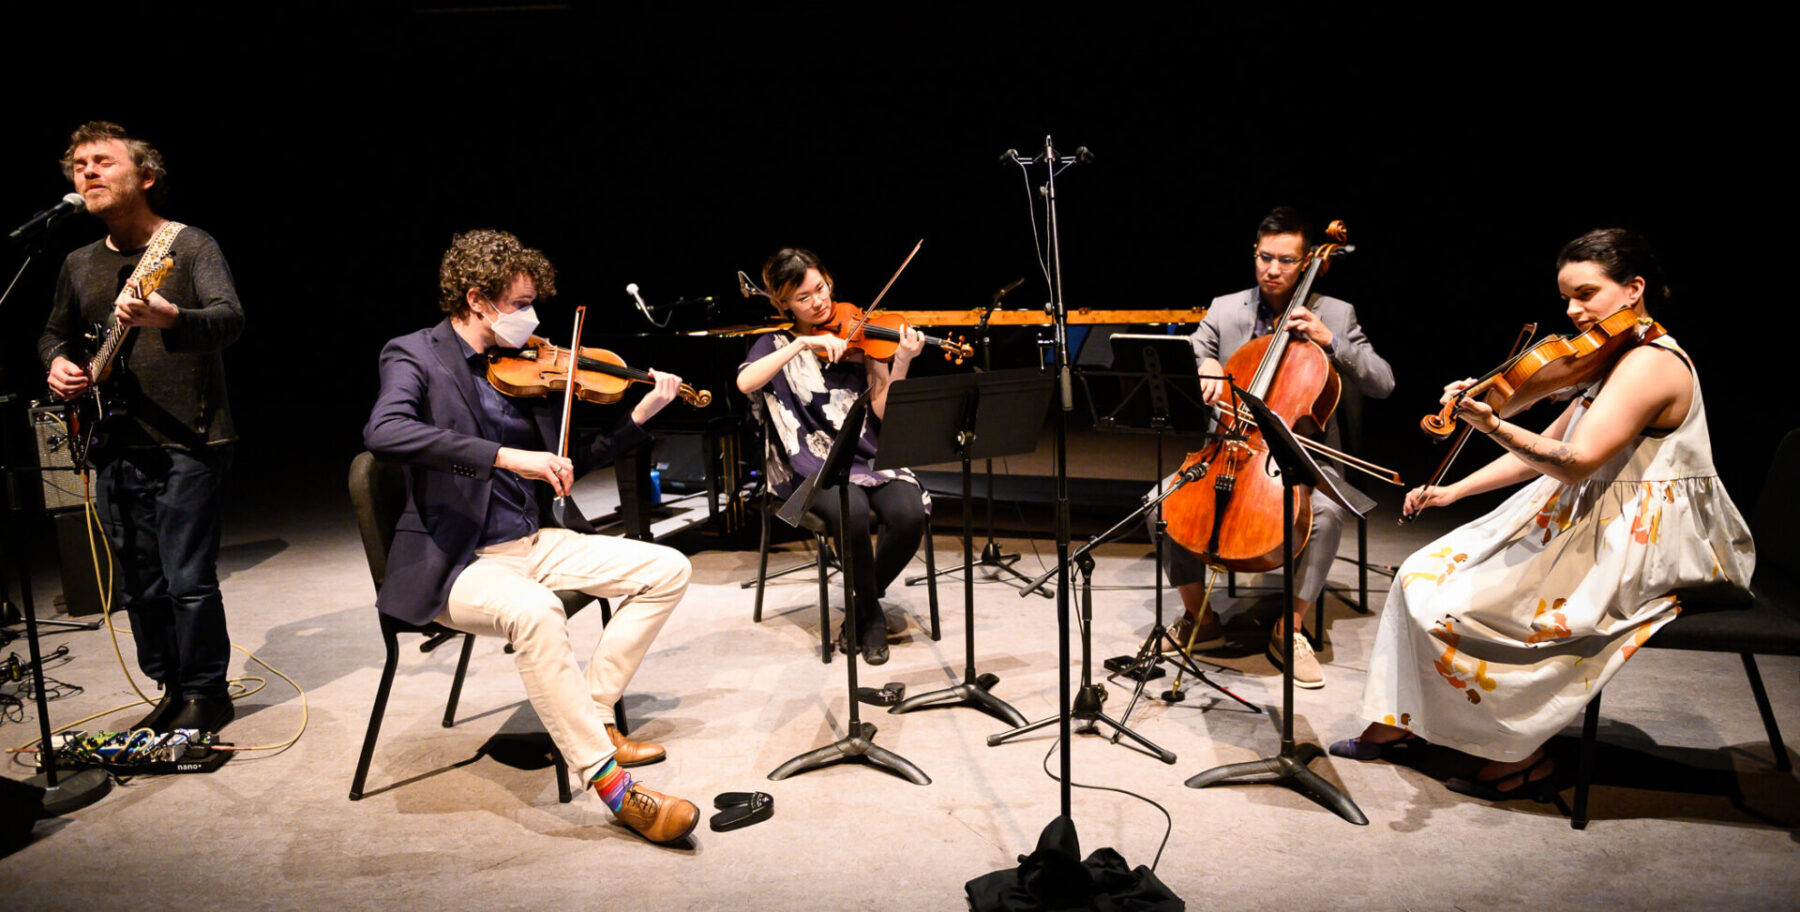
[131,690,183,733]
[837,626,890,666]
[169,694,235,734]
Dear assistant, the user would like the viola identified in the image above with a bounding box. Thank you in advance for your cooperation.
[1161,220,1353,572]
[812,301,973,364]
[486,336,712,408]
[1419,307,1664,439]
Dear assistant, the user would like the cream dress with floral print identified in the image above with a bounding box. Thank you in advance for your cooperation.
[1357,339,1755,762]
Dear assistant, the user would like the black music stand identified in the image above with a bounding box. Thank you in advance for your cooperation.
[877,369,1051,726]
[1183,384,1367,825]
[768,392,929,784]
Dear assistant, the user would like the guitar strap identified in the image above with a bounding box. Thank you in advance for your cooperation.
[127,219,186,288]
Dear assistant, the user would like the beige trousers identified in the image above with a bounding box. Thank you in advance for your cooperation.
[438,528,690,784]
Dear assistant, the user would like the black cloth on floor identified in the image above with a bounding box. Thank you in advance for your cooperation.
[966,816,1183,911]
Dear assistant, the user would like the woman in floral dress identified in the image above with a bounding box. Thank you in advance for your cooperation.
[1335,229,1755,798]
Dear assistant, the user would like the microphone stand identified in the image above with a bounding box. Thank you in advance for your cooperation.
[903,279,1048,599]
[987,137,1087,819]
[0,224,115,816]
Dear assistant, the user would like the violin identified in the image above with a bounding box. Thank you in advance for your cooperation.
[811,301,973,364]
[1420,307,1664,439]
[486,336,713,408]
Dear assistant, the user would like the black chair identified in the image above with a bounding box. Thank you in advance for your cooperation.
[1571,428,1800,829]
[346,451,619,803]
[740,405,939,663]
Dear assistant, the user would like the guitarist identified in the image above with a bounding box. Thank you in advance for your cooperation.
[37,121,244,735]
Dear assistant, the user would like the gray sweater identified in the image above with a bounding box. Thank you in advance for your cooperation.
[38,227,243,448]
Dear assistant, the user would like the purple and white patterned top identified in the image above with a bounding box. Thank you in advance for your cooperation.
[739,331,929,510]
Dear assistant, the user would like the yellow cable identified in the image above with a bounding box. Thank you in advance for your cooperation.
[6,461,309,761]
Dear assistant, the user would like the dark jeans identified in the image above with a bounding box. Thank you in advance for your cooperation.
[95,444,232,697]
[810,479,927,638]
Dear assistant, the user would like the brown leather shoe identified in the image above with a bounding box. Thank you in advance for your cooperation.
[607,724,666,767]
[1161,612,1225,653]
[612,783,699,844]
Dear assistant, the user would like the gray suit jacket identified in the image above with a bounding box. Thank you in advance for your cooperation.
[1189,288,1394,458]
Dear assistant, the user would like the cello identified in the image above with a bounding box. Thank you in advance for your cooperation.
[1161,221,1354,572]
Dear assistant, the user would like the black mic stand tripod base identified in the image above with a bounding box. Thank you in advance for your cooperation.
[988,553,1176,764]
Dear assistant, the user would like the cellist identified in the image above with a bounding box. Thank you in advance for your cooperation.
[1161,207,1395,688]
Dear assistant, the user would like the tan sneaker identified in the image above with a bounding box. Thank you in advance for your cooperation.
[612,783,700,844]
[1267,630,1324,689]
[606,724,666,767]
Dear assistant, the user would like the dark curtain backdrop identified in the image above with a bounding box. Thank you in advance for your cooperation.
[1,5,1785,514]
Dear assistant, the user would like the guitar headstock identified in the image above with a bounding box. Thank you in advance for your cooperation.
[131,257,175,298]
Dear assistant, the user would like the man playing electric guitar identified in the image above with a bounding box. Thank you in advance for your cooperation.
[38,121,244,735]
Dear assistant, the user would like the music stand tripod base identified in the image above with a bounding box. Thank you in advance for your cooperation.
[766,391,928,787]
[768,720,931,784]
[1185,742,1367,826]
[890,673,1026,727]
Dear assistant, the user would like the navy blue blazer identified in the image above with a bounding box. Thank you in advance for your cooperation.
[363,319,650,625]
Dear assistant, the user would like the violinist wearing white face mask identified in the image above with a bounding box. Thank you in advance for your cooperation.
[364,229,700,845]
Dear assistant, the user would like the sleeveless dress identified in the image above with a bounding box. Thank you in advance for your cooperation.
[1356,337,1756,762]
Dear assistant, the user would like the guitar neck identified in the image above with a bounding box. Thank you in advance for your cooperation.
[87,255,173,383]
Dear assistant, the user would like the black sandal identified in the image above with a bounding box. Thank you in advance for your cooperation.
[1446,754,1558,801]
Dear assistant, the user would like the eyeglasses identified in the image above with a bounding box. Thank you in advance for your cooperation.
[789,282,833,308]
[1253,252,1305,269]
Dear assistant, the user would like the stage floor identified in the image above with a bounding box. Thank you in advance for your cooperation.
[4,465,1798,911]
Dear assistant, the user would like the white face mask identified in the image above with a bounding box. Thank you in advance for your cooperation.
[486,302,539,348]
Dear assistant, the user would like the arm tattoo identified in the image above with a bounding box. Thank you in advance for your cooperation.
[1490,423,1578,470]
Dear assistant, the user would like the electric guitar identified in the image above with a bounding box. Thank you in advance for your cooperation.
[63,255,174,467]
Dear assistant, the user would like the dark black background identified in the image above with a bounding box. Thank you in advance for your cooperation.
[1,5,1785,518]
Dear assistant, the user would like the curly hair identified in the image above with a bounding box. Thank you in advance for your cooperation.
[437,229,558,318]
[60,120,169,207]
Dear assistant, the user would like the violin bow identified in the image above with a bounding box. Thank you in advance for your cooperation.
[841,238,924,341]
[552,305,587,526]
[1398,320,1538,524]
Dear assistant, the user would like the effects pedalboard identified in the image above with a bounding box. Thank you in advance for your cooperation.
[40,728,233,776]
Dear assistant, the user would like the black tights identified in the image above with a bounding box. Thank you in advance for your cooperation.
[810,480,927,637]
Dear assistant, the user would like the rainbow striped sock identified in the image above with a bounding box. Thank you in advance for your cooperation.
[590,757,633,812]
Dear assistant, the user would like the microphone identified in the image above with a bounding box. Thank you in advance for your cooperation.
[1074,146,1095,164]
[8,192,86,243]
[737,270,763,299]
[991,277,1023,304]
[998,148,1019,165]
[627,282,659,326]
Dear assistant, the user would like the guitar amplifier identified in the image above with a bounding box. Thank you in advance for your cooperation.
[29,406,92,513]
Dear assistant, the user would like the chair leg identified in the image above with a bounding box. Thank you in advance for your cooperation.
[753,503,772,623]
[1574,689,1602,829]
[1310,593,1325,649]
[1741,653,1791,772]
[442,633,476,728]
[924,532,941,641]
[1355,516,1369,614]
[815,532,833,664]
[551,742,573,804]
[1227,569,1237,597]
[597,598,627,735]
[350,626,403,801]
